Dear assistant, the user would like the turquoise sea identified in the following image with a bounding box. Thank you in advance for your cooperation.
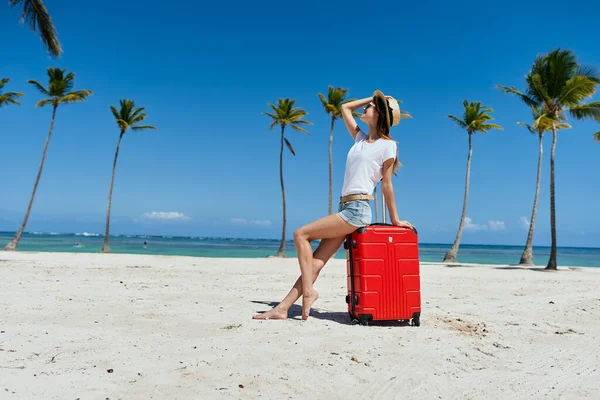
[1,231,598,267]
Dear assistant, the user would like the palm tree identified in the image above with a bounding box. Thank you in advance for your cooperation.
[497,48,600,270]
[0,78,25,107]
[318,86,354,214]
[515,109,570,265]
[102,100,156,253]
[9,0,62,57]
[594,132,600,142]
[3,68,91,251]
[442,100,503,263]
[263,98,311,257]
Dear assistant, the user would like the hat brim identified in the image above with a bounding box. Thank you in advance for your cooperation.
[373,90,391,130]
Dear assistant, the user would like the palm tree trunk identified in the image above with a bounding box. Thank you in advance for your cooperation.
[276,126,287,257]
[520,133,543,265]
[546,127,558,270]
[328,116,334,215]
[3,105,58,251]
[443,131,472,263]
[102,131,124,253]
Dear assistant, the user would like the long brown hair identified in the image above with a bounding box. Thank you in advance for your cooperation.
[374,101,402,174]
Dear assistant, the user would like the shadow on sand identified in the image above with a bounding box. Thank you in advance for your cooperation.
[493,266,571,272]
[443,263,569,272]
[251,300,415,327]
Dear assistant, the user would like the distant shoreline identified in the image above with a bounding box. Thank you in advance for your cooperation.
[0,231,598,250]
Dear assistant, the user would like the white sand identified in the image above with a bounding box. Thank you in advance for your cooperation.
[0,252,599,399]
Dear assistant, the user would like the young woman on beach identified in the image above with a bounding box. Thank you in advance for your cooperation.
[253,90,414,321]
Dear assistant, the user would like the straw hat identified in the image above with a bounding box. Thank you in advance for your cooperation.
[373,89,402,130]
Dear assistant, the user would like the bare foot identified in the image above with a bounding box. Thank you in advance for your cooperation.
[302,290,319,320]
[253,307,288,320]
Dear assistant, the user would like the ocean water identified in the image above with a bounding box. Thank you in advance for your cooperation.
[0,232,598,267]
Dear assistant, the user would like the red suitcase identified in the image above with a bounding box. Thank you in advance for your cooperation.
[344,223,421,326]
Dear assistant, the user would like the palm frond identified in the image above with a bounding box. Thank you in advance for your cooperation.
[544,49,578,99]
[478,123,503,133]
[115,119,129,131]
[268,103,282,118]
[43,68,76,96]
[526,73,551,106]
[284,138,295,156]
[496,84,539,108]
[9,0,62,57]
[318,86,349,118]
[555,123,571,130]
[27,79,49,96]
[447,114,467,129]
[0,96,23,107]
[568,101,600,120]
[450,100,502,134]
[291,125,310,135]
[0,78,25,107]
[264,98,311,134]
[578,65,600,84]
[131,125,156,131]
[318,92,328,108]
[291,119,311,125]
[130,113,148,126]
[129,107,145,122]
[59,90,92,104]
[36,98,53,107]
[559,75,598,106]
[110,105,120,121]
[593,132,600,142]
[262,111,278,119]
[516,121,535,134]
[110,99,154,132]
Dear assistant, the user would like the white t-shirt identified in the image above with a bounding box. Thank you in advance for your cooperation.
[341,129,398,197]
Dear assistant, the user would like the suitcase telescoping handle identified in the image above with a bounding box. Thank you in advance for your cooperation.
[374,184,417,234]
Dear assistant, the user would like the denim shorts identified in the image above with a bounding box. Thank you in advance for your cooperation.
[337,200,372,227]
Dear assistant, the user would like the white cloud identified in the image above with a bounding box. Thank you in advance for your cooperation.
[230,218,271,227]
[488,220,505,231]
[464,217,505,231]
[464,217,482,231]
[519,216,530,229]
[140,211,191,221]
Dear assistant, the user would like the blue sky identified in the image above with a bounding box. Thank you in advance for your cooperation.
[1,0,599,246]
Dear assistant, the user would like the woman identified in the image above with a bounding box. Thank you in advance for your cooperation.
[253,90,414,321]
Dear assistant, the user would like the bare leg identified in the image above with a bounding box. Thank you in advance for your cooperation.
[253,236,346,320]
[296,214,358,320]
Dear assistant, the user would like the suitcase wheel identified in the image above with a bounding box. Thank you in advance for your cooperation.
[351,319,360,326]
[411,312,421,327]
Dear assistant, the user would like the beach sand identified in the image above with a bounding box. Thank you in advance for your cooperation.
[0,252,599,399]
